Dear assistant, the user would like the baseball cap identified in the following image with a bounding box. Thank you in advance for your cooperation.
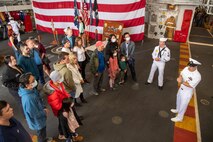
[95,41,105,47]
[50,71,64,83]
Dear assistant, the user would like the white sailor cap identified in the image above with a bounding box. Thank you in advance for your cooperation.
[159,37,167,42]
[188,58,201,66]
[9,17,14,20]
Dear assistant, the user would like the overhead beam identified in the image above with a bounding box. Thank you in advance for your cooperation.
[0,4,32,12]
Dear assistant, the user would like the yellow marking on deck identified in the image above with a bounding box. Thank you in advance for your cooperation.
[179,60,189,66]
[189,96,195,107]
[180,49,189,54]
[175,116,197,133]
[180,54,189,59]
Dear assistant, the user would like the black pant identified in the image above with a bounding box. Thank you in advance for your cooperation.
[36,127,46,142]
[126,60,137,82]
[93,72,104,92]
[37,64,45,85]
[78,60,87,80]
[72,106,82,125]
[58,108,82,138]
[58,111,70,138]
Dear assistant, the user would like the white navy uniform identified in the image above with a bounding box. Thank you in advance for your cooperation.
[147,45,170,87]
[8,19,21,42]
[175,66,201,121]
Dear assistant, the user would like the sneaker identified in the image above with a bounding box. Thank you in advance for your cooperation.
[93,91,99,95]
[119,81,124,85]
[171,117,182,122]
[72,135,84,142]
[170,109,178,113]
[58,135,66,140]
[99,88,106,92]
[110,87,116,91]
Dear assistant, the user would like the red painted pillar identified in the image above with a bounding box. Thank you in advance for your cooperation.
[174,10,193,42]
[24,14,33,32]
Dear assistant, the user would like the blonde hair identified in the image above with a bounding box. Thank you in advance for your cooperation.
[69,53,76,65]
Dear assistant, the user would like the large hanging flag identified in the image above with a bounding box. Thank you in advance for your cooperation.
[32,0,146,41]
[93,0,99,27]
[74,0,79,28]
[81,0,88,26]
[89,0,93,25]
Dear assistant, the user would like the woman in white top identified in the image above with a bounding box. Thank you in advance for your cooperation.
[73,37,89,83]
[67,54,87,106]
[61,39,72,53]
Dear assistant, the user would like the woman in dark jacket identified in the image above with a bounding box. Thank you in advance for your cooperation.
[1,55,23,104]
[105,34,118,63]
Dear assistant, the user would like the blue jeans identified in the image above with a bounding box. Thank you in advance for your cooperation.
[36,127,46,142]
[70,91,76,98]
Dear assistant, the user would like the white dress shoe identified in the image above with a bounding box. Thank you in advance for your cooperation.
[171,117,182,122]
[170,109,178,113]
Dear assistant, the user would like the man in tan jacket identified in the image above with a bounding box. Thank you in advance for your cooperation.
[53,52,76,96]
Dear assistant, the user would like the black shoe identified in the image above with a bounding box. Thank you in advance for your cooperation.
[98,88,106,92]
[79,116,84,120]
[80,94,87,103]
[158,86,163,90]
[75,102,82,107]
[84,79,90,83]
[145,82,151,85]
[81,99,88,103]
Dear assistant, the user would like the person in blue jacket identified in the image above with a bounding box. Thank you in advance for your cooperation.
[18,43,40,81]
[26,38,45,85]
[62,27,75,50]
[0,100,32,142]
[18,72,48,142]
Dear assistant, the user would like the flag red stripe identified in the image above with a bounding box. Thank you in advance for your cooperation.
[36,24,144,41]
[32,1,145,13]
[35,13,144,27]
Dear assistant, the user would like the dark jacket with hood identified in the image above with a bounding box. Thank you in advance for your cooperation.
[1,65,23,91]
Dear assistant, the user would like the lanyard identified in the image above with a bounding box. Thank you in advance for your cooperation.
[158,47,165,58]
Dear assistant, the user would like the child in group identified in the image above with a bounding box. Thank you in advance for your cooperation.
[119,54,127,85]
[108,50,120,90]
[59,98,84,142]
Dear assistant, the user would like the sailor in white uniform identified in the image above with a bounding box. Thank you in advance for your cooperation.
[8,17,21,42]
[171,58,201,122]
[145,38,171,90]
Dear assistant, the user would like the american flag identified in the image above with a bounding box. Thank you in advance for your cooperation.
[81,0,88,26]
[32,0,145,41]
[74,0,79,28]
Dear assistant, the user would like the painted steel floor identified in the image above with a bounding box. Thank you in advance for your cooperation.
[189,27,213,45]
[0,31,212,142]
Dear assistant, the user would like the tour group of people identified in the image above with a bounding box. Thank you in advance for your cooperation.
[0,21,202,142]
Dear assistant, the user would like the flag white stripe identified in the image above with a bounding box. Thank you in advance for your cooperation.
[35,18,144,35]
[33,7,145,21]
[33,0,141,5]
